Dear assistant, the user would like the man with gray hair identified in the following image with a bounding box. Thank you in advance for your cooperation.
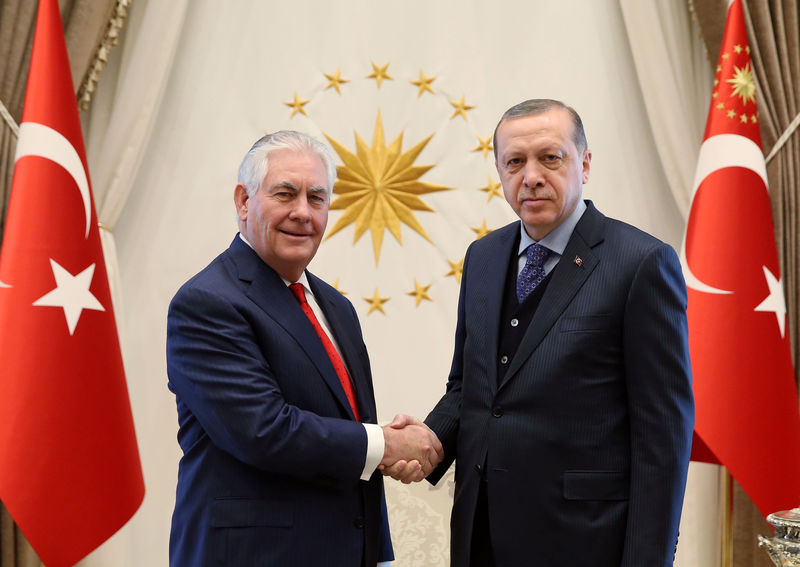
[167,130,442,566]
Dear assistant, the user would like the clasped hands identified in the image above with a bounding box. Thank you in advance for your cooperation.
[380,414,443,484]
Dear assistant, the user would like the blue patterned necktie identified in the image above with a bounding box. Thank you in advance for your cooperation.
[516,243,550,303]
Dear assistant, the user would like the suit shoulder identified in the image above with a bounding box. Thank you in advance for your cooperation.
[601,216,674,259]
[170,248,238,306]
[466,222,518,256]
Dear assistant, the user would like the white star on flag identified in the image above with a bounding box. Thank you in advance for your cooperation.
[32,259,105,335]
[753,265,787,338]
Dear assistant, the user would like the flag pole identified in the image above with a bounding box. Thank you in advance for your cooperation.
[720,467,732,567]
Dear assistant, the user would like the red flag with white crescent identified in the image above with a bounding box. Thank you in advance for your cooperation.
[683,0,800,516]
[0,0,144,565]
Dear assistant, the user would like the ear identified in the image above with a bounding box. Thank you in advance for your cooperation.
[581,150,592,184]
[234,183,249,221]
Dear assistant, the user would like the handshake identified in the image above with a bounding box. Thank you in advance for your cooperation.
[380,414,444,484]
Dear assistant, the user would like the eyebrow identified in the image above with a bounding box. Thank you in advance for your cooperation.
[272,181,299,192]
[271,181,330,197]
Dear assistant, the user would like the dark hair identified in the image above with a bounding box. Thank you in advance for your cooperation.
[492,99,587,160]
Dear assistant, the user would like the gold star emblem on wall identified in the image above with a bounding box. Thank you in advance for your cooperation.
[406,279,433,306]
[324,69,349,94]
[366,61,393,88]
[364,289,390,314]
[449,95,475,120]
[323,111,453,264]
[472,134,493,158]
[479,177,503,201]
[410,70,436,97]
[284,92,310,117]
[470,219,492,240]
[445,258,464,283]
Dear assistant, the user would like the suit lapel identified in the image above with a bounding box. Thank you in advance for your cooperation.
[227,238,357,420]
[308,274,374,422]
[501,203,605,388]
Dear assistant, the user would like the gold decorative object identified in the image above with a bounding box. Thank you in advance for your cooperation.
[759,507,800,566]
[323,111,453,264]
[77,0,132,112]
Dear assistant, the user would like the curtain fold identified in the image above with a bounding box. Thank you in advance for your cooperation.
[0,1,117,566]
[0,0,35,243]
[84,0,188,328]
[619,0,712,219]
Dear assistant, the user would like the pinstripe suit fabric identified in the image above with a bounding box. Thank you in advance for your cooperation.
[167,236,392,566]
[426,201,694,566]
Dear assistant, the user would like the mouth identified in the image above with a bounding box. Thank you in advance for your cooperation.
[521,195,549,205]
[280,229,313,239]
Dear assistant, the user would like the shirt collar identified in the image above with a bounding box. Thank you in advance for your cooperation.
[517,199,587,257]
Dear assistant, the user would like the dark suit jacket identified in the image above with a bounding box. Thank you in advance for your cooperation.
[426,201,694,566]
[167,236,392,566]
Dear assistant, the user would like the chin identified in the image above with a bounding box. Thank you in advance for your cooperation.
[521,213,556,227]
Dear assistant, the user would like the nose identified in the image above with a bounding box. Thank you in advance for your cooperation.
[523,161,546,188]
[289,194,312,221]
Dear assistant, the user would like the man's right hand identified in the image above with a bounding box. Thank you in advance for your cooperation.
[380,414,443,484]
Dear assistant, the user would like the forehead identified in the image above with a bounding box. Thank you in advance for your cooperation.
[496,109,575,155]
[262,149,328,188]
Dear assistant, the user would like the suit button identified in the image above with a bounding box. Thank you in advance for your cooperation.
[475,464,482,474]
[500,355,508,364]
[354,517,365,529]
[510,318,519,327]
[492,407,503,418]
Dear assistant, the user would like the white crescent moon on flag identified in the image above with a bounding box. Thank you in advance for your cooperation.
[14,121,92,238]
[680,133,768,294]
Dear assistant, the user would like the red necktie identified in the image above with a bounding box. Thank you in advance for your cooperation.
[289,283,360,421]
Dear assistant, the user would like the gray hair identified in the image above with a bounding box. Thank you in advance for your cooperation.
[237,130,337,197]
[492,99,587,159]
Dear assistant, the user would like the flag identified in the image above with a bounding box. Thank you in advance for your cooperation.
[683,0,800,516]
[0,0,144,564]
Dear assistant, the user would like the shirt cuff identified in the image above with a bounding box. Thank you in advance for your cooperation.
[361,423,385,481]
[377,562,392,566]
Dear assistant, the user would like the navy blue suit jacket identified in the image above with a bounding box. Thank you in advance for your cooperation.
[426,202,694,566]
[167,236,392,566]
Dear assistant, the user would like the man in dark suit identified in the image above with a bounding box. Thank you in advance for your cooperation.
[389,99,694,565]
[167,131,442,566]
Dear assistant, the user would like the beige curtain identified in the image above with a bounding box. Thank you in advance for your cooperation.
[0,1,118,565]
[693,0,800,566]
[619,0,711,220]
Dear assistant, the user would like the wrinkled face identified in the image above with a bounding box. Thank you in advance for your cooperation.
[234,149,330,281]
[495,108,591,240]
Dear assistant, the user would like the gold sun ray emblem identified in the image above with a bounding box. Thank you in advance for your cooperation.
[726,62,756,106]
[323,111,453,264]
